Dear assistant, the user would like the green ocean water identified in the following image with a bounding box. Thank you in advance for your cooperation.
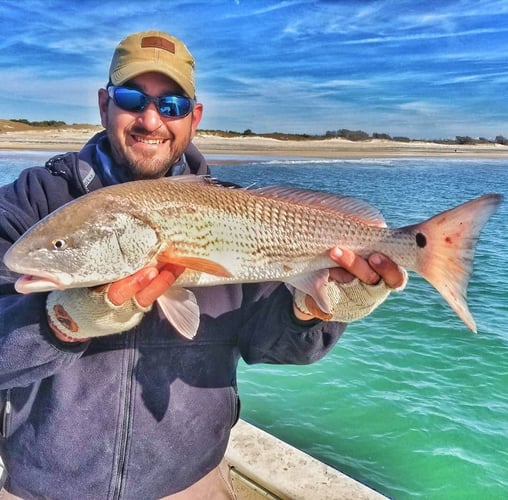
[1,152,507,498]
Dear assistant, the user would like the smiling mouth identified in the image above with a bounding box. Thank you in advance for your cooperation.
[133,135,167,145]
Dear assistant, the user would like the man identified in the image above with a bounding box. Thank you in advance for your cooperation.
[0,31,405,499]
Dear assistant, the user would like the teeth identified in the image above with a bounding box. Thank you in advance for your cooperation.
[134,136,165,145]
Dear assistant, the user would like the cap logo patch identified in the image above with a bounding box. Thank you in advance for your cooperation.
[141,36,175,54]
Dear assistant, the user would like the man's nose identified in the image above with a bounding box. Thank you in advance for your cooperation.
[136,102,163,131]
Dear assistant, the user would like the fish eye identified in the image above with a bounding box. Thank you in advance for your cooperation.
[51,239,67,250]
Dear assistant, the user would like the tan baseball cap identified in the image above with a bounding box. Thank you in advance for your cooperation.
[109,31,196,98]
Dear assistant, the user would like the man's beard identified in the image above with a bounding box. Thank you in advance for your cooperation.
[106,124,190,180]
[121,149,174,180]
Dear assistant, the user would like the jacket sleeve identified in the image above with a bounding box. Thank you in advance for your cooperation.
[237,282,346,365]
[0,167,89,390]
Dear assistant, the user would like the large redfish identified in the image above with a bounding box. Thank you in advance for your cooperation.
[3,176,502,338]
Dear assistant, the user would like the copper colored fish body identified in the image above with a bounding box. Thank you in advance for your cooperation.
[3,176,502,338]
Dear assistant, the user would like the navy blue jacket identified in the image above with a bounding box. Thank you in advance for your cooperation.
[0,132,345,499]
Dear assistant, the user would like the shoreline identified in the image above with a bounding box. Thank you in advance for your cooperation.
[1,127,508,159]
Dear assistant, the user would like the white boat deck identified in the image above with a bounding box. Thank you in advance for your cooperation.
[226,419,388,499]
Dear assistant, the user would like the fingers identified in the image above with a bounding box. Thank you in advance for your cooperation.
[329,247,405,288]
[107,267,159,306]
[135,265,185,307]
[368,253,406,289]
[107,265,185,307]
[329,247,380,285]
[328,267,356,284]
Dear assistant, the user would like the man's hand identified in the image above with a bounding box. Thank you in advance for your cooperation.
[328,247,406,289]
[48,264,185,343]
[293,247,407,321]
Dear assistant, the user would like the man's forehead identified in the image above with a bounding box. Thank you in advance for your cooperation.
[126,72,185,94]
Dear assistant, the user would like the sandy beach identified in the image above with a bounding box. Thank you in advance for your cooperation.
[1,125,508,159]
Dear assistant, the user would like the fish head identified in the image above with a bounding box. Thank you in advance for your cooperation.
[4,195,160,293]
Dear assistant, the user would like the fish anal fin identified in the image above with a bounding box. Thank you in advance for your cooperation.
[157,251,233,278]
[286,270,331,314]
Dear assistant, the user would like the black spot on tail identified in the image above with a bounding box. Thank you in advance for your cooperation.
[416,232,427,248]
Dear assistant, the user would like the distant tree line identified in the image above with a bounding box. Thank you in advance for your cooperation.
[11,118,67,127]
[325,128,508,145]
[324,129,411,142]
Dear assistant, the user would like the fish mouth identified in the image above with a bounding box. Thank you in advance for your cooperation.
[4,249,75,293]
[14,272,73,294]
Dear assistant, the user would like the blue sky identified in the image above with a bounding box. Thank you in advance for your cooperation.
[1,0,508,139]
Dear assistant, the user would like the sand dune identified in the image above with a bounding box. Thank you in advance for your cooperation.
[1,125,508,159]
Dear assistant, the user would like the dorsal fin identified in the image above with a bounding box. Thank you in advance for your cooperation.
[251,185,386,227]
[159,176,386,227]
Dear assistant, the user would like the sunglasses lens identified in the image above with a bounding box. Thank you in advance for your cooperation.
[112,87,146,112]
[109,87,194,117]
[158,96,194,117]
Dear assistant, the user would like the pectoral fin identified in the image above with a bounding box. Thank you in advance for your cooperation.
[156,288,200,339]
[157,251,233,278]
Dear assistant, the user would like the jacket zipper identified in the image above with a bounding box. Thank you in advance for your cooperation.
[112,332,137,500]
[1,389,12,438]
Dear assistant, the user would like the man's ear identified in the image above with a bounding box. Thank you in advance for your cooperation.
[98,88,109,128]
[190,102,203,139]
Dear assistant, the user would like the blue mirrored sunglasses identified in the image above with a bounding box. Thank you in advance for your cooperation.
[107,86,195,118]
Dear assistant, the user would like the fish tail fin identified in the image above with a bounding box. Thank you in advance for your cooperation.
[407,193,502,332]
